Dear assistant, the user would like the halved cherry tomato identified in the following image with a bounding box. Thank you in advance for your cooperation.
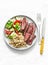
[14,20,20,25]
[4,30,12,35]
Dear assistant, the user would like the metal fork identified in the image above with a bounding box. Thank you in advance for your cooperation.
[37,13,41,44]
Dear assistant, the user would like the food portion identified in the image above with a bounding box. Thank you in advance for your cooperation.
[9,32,26,48]
[4,17,36,48]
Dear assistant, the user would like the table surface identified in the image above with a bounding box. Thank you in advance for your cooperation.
[0,0,48,65]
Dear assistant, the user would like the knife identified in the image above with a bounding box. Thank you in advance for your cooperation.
[40,18,46,55]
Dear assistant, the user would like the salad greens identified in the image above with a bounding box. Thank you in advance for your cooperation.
[8,35,13,39]
[5,19,21,39]
[10,28,14,31]
[8,32,17,39]
[5,19,21,31]
[14,22,20,31]
[5,20,13,29]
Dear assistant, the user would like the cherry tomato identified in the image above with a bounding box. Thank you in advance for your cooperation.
[14,20,20,25]
[4,30,12,35]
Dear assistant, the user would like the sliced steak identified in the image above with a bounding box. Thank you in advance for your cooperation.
[32,23,36,34]
[21,17,27,31]
[27,23,33,34]
[24,22,29,35]
[24,33,31,41]
[27,34,36,45]
[29,23,33,27]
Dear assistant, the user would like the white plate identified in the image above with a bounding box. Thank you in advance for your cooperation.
[4,15,38,50]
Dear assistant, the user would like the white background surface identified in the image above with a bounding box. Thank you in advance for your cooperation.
[0,0,48,65]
